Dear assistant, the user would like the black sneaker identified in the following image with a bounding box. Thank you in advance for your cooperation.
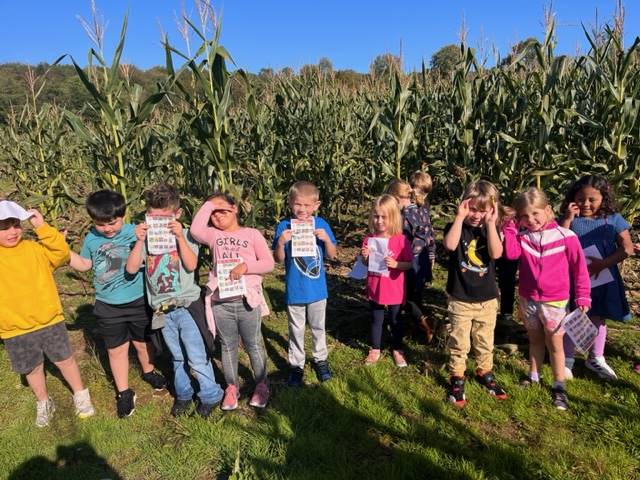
[475,371,508,400]
[116,389,136,418]
[551,387,569,411]
[287,367,304,387]
[142,370,167,391]
[171,398,193,417]
[313,360,333,383]
[196,401,218,419]
[447,377,466,407]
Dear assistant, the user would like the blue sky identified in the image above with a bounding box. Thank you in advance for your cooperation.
[0,1,637,73]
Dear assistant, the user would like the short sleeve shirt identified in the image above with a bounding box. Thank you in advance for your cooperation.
[272,216,336,304]
[363,233,413,305]
[80,223,144,305]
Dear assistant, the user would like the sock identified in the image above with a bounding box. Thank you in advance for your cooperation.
[553,381,566,390]
[529,371,540,383]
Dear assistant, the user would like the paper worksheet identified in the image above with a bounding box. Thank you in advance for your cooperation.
[367,237,389,276]
[583,245,614,288]
[562,309,598,354]
[216,257,247,299]
[145,214,177,255]
[291,218,316,257]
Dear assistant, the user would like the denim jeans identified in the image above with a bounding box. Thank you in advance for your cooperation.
[161,306,223,404]
[214,300,267,386]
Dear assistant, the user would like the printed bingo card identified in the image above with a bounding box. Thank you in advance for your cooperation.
[145,214,177,255]
[291,218,316,257]
[562,309,598,354]
[216,257,247,299]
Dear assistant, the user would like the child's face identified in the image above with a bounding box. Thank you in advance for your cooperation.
[372,207,390,235]
[208,198,238,231]
[395,192,411,209]
[518,205,552,232]
[574,186,602,218]
[464,199,490,227]
[93,216,124,238]
[290,194,320,221]
[0,219,23,248]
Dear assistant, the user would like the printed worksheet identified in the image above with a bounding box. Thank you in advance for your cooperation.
[216,257,247,299]
[583,245,614,288]
[367,237,389,276]
[145,214,177,255]
[291,218,316,257]
[562,309,598,354]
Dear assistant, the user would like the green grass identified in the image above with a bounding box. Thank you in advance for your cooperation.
[1,254,639,480]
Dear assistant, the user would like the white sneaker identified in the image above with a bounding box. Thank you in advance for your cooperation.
[564,366,574,380]
[35,397,55,428]
[73,388,96,418]
[585,356,618,380]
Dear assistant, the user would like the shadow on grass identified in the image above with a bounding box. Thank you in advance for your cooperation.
[8,441,122,480]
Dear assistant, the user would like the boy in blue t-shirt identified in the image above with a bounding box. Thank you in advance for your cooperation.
[273,181,337,386]
[70,190,166,418]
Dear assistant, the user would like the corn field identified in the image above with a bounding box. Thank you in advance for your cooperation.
[1,13,639,229]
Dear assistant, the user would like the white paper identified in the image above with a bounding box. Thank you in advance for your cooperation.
[348,255,368,280]
[583,245,614,288]
[145,214,177,255]
[216,257,247,299]
[562,309,598,354]
[291,218,316,257]
[367,237,389,276]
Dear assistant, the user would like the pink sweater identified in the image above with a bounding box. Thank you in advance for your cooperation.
[502,220,591,307]
[191,202,275,335]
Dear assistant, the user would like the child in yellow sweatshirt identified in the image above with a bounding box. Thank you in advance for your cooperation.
[0,201,95,427]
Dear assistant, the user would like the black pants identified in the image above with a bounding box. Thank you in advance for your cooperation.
[496,257,518,316]
[370,302,403,350]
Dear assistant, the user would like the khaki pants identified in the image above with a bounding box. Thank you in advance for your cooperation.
[447,297,498,377]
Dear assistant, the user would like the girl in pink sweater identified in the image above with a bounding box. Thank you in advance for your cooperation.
[502,188,590,411]
[191,193,275,411]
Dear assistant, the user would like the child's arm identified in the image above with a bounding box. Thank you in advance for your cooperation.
[274,229,291,263]
[485,207,503,259]
[501,220,522,260]
[559,202,579,229]
[315,227,337,260]
[442,200,469,251]
[190,201,216,247]
[126,223,148,274]
[170,220,198,272]
[228,230,275,280]
[28,210,70,269]
[566,236,591,310]
[69,251,92,272]
[385,237,413,271]
[586,229,634,278]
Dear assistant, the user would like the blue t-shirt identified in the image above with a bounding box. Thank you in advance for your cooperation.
[80,223,144,305]
[273,216,336,305]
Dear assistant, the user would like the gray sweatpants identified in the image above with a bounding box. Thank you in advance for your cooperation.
[214,300,268,386]
[287,299,328,368]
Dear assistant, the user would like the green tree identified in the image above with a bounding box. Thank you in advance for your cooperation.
[500,37,541,67]
[430,44,461,76]
[369,53,401,79]
[318,57,333,76]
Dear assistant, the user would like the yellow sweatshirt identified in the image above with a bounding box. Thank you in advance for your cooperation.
[0,224,70,339]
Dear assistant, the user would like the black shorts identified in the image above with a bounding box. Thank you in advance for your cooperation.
[5,322,73,374]
[94,297,152,349]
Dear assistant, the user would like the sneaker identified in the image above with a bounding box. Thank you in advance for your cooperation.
[364,349,381,365]
[634,362,640,374]
[519,375,542,388]
[116,389,136,418]
[475,371,508,400]
[35,397,55,428]
[288,367,304,387]
[142,370,167,391]
[392,350,408,368]
[551,387,569,411]
[73,388,95,418]
[249,381,270,408]
[221,385,239,411]
[564,366,574,380]
[585,356,618,380]
[171,398,193,417]
[313,360,333,382]
[447,377,466,407]
[196,401,218,419]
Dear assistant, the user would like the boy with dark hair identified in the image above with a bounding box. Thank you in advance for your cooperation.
[0,200,95,427]
[126,183,223,418]
[70,190,166,418]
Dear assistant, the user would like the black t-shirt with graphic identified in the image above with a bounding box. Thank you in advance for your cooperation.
[444,222,499,302]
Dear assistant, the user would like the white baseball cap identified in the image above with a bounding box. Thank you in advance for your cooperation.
[0,201,33,221]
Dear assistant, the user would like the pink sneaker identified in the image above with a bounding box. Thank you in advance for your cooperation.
[365,349,381,365]
[392,350,408,368]
[249,381,269,408]
[221,385,239,411]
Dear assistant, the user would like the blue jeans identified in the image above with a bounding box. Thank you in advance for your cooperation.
[161,307,223,405]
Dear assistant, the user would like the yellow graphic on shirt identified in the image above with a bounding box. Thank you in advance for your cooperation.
[461,238,488,276]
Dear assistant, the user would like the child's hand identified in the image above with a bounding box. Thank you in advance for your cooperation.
[578,305,590,313]
[384,256,398,269]
[565,202,580,221]
[229,262,248,280]
[278,229,292,246]
[169,220,184,239]
[485,206,499,226]
[27,209,45,229]
[634,243,640,256]
[135,223,149,242]
[315,228,330,243]
[586,256,606,278]
[456,199,470,219]
[361,245,369,262]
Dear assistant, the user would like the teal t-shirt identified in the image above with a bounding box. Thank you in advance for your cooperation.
[80,223,144,305]
[141,228,201,309]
